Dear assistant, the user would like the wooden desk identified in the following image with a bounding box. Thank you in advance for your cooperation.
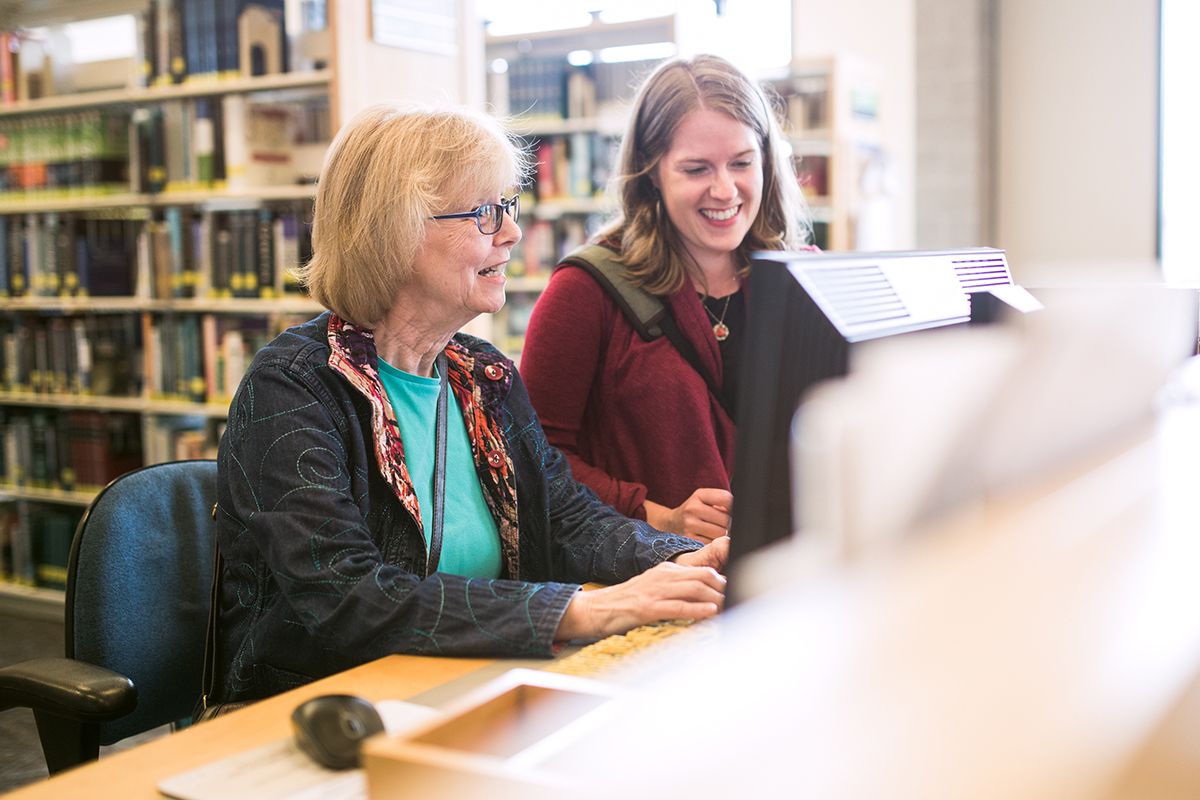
[5,655,498,800]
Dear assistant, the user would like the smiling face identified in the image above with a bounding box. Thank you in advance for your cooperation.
[405,190,522,333]
[652,107,764,277]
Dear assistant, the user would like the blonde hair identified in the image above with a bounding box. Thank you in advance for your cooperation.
[303,103,528,326]
[598,54,810,296]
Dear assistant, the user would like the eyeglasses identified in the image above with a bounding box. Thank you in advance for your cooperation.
[429,195,520,235]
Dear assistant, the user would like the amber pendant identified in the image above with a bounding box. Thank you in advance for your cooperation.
[713,322,730,341]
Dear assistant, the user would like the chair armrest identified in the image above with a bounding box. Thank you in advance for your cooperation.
[0,657,137,723]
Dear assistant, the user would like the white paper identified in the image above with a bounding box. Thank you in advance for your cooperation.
[157,700,442,800]
[987,283,1044,313]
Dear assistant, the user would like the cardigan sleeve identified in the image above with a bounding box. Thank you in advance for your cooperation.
[217,357,579,668]
[520,265,650,519]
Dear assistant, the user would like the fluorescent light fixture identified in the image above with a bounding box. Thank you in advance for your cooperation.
[599,41,677,63]
[598,1,681,24]
[567,49,594,66]
[63,14,137,63]
[485,10,594,38]
[490,57,509,74]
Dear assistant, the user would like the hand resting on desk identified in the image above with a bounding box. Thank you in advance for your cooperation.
[555,537,730,641]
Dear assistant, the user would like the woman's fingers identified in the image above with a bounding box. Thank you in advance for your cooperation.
[676,488,734,542]
[674,537,729,571]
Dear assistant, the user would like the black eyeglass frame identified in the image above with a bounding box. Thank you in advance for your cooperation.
[429,195,520,235]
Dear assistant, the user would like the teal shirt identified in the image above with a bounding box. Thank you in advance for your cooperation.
[377,359,502,579]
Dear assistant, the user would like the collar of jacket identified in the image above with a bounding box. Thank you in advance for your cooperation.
[326,314,521,579]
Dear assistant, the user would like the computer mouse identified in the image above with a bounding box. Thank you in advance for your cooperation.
[291,694,385,770]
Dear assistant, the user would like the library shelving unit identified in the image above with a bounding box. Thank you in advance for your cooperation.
[770,55,885,252]
[0,0,478,616]
[483,14,673,358]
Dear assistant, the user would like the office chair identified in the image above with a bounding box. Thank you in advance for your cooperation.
[0,459,218,775]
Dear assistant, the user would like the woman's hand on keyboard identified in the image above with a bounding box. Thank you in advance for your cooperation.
[554,560,726,642]
[673,535,729,571]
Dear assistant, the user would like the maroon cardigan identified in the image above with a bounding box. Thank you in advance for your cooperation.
[520,260,736,520]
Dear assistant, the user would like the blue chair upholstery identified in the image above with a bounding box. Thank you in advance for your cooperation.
[0,459,218,774]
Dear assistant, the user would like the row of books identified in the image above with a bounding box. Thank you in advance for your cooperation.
[494,59,652,121]
[0,311,307,404]
[0,93,328,202]
[0,408,143,494]
[139,204,312,299]
[780,75,831,132]
[529,132,618,203]
[509,216,592,278]
[0,110,131,200]
[0,203,314,299]
[2,315,140,397]
[134,94,329,195]
[143,313,280,402]
[0,0,325,105]
[143,415,222,466]
[142,0,288,87]
[0,501,82,589]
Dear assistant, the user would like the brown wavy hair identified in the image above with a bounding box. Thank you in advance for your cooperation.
[597,54,811,296]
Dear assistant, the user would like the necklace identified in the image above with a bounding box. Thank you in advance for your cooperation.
[703,294,733,341]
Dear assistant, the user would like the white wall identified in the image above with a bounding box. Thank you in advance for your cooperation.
[793,0,918,249]
[995,0,1159,280]
[915,0,994,249]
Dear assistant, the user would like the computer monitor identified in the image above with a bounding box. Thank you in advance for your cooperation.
[727,248,1028,589]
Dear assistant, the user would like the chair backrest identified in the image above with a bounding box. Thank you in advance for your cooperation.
[66,459,218,746]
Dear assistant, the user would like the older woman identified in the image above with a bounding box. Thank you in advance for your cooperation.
[211,103,727,704]
[521,55,813,543]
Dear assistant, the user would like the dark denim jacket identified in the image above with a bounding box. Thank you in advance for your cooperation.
[214,312,699,702]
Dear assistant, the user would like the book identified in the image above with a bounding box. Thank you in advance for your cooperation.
[162,99,189,189]
[256,207,274,296]
[193,99,215,184]
[71,317,91,395]
[67,411,144,491]
[0,214,7,297]
[151,220,173,299]
[34,510,78,590]
[164,206,189,297]
[221,93,248,189]
[10,499,34,585]
[6,216,24,296]
[138,4,159,87]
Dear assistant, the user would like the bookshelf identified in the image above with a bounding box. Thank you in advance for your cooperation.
[0,0,477,615]
[771,55,885,251]
[483,15,674,359]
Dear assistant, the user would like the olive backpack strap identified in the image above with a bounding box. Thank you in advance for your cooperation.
[559,245,734,420]
[559,244,669,342]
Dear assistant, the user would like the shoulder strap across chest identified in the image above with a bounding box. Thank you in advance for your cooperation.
[559,244,734,421]
[559,244,668,342]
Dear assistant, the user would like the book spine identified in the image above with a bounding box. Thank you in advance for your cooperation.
[221,94,248,190]
[0,215,7,298]
[71,317,90,395]
[151,220,172,299]
[7,216,24,297]
[256,208,274,297]
[48,318,68,394]
[135,223,153,299]
[193,99,214,184]
[165,206,186,297]
[138,6,159,88]
[55,411,74,490]
[195,210,213,297]
[12,499,34,585]
[0,32,16,105]
[201,313,218,400]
